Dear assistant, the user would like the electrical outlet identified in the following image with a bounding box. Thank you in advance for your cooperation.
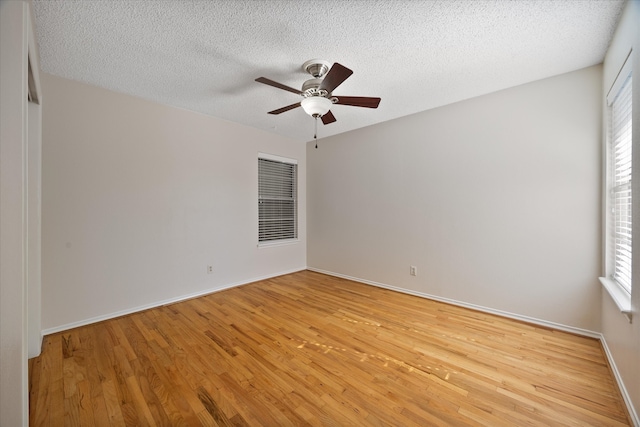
[410,266,417,276]
[207,265,213,274]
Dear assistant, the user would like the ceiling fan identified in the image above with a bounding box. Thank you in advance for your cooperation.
[255,59,381,125]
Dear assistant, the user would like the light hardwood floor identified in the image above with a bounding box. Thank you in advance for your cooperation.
[29,270,631,426]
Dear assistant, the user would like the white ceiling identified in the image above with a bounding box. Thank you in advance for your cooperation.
[32,0,624,143]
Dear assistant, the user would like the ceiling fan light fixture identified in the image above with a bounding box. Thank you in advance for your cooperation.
[301,96,332,117]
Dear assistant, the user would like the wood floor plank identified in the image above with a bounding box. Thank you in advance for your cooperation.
[79,325,111,427]
[30,270,632,426]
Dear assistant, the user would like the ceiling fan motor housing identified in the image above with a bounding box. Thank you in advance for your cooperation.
[302,78,328,97]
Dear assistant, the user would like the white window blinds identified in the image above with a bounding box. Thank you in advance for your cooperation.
[258,155,297,243]
[609,72,633,294]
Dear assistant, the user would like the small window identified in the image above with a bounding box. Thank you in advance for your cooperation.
[258,154,298,243]
[606,64,633,294]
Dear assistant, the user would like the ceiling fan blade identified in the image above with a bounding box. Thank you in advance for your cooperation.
[321,110,336,125]
[319,63,353,93]
[268,102,301,115]
[334,96,381,109]
[255,77,301,95]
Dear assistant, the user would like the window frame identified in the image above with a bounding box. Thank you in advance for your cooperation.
[600,52,633,320]
[257,153,298,246]
[608,71,633,294]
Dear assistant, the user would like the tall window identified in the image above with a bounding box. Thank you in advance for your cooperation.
[258,154,297,243]
[607,67,633,294]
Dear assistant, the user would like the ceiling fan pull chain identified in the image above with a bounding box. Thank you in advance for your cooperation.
[314,116,318,149]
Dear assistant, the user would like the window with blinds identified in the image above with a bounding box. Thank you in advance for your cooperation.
[609,71,633,294]
[258,155,297,243]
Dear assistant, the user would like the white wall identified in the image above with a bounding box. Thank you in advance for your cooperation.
[1,0,42,424]
[308,65,602,332]
[41,74,306,332]
[601,0,640,423]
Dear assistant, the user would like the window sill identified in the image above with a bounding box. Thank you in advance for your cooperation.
[599,277,633,323]
[257,238,299,248]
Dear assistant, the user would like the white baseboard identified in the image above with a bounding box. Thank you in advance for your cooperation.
[308,267,639,425]
[27,332,43,359]
[599,335,640,426]
[41,267,306,336]
[308,267,600,338]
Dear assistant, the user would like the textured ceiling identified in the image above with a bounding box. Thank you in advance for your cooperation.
[32,0,624,142]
